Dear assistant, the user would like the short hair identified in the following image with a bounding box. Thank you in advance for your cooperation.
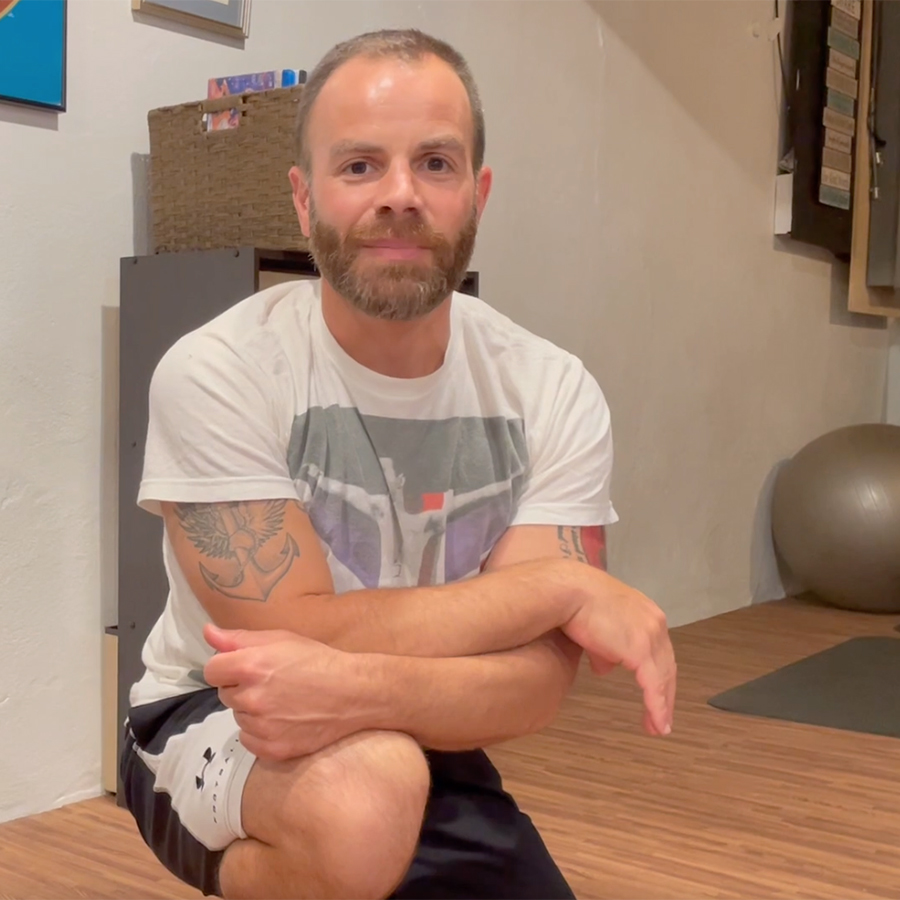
[294,28,485,176]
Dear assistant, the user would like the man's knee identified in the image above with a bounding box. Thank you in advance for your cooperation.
[303,731,429,897]
[245,730,431,899]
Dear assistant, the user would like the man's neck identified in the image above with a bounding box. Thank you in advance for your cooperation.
[320,280,452,379]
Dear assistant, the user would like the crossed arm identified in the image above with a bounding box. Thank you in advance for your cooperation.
[163,498,609,753]
[347,524,608,750]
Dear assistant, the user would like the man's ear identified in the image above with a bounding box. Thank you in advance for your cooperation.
[475,165,493,224]
[289,166,311,237]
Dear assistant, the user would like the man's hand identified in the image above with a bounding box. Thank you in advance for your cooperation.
[563,570,675,736]
[485,523,676,737]
[203,624,377,762]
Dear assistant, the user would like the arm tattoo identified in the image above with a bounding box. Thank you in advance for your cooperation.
[174,500,300,602]
[557,525,607,571]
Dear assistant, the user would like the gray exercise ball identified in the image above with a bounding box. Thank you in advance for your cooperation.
[771,423,900,613]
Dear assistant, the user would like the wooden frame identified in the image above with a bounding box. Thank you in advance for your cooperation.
[131,0,251,39]
[848,0,900,317]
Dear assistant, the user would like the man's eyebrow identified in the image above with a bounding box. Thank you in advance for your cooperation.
[417,135,466,155]
[329,139,383,160]
[328,135,467,160]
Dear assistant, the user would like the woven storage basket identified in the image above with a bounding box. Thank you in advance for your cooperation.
[148,85,309,253]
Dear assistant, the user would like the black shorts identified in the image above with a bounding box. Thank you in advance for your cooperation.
[120,689,576,899]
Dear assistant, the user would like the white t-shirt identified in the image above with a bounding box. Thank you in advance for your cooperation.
[129,279,618,707]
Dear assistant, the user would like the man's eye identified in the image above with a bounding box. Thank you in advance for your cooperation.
[347,161,369,175]
[425,157,449,172]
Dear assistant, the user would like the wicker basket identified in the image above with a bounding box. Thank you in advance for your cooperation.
[147,85,309,253]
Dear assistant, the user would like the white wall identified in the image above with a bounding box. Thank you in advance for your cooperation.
[888,322,900,425]
[580,1,887,620]
[0,0,888,824]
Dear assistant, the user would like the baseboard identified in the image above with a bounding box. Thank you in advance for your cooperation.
[54,787,105,810]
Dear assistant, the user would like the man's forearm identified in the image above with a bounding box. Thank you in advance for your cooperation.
[205,557,593,659]
[353,631,583,751]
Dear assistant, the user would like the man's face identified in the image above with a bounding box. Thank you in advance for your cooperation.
[289,54,492,321]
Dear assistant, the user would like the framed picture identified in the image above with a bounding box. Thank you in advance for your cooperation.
[132,0,251,39]
[0,0,67,112]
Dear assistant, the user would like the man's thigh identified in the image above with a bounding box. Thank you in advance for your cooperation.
[390,750,576,900]
[120,690,254,896]
[123,695,572,900]
[122,692,431,899]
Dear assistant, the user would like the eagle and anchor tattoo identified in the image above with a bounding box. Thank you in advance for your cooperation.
[174,501,607,603]
[174,500,300,602]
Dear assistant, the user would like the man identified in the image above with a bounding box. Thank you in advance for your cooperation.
[120,27,676,900]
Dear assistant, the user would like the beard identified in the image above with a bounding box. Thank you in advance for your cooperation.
[307,200,478,322]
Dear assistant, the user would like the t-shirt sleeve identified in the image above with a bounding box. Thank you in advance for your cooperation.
[511,356,618,528]
[137,331,298,516]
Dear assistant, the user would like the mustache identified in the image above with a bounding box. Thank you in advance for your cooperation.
[345,219,447,249]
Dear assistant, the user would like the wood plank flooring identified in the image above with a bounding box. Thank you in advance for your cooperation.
[3,596,900,899]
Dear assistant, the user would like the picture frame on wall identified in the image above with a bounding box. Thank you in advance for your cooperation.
[132,0,251,39]
[0,0,67,112]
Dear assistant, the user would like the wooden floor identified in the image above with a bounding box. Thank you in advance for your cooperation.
[3,597,900,899]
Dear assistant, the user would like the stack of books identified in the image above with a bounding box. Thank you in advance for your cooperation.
[819,0,861,210]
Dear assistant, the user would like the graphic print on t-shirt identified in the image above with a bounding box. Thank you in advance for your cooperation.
[287,407,529,588]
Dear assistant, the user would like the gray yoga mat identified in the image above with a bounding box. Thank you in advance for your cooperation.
[707,636,900,738]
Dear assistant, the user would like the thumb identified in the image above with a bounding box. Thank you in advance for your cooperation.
[203,622,296,652]
[589,655,616,677]
[203,623,244,653]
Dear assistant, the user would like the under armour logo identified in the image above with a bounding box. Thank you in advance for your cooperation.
[195,747,215,790]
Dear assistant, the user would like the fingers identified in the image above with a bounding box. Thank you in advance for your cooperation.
[204,649,244,688]
[203,626,309,687]
[204,646,267,688]
[237,729,264,758]
[234,709,266,738]
[234,713,303,763]
[664,653,677,731]
[203,623,300,653]
[589,643,675,736]
[640,667,671,735]
[635,644,676,736]
[236,727,281,761]
[239,731,296,763]
[657,634,677,734]
[630,601,676,736]
[217,684,251,712]
[642,708,658,736]
[233,710,284,758]
[218,685,271,722]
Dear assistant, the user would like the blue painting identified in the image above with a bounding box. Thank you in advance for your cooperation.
[0,0,67,111]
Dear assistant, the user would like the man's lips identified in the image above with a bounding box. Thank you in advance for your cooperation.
[361,239,429,249]
[359,239,432,259]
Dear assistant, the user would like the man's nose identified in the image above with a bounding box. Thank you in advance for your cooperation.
[373,160,423,215]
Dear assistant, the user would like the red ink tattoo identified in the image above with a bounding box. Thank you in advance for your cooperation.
[579,526,607,570]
